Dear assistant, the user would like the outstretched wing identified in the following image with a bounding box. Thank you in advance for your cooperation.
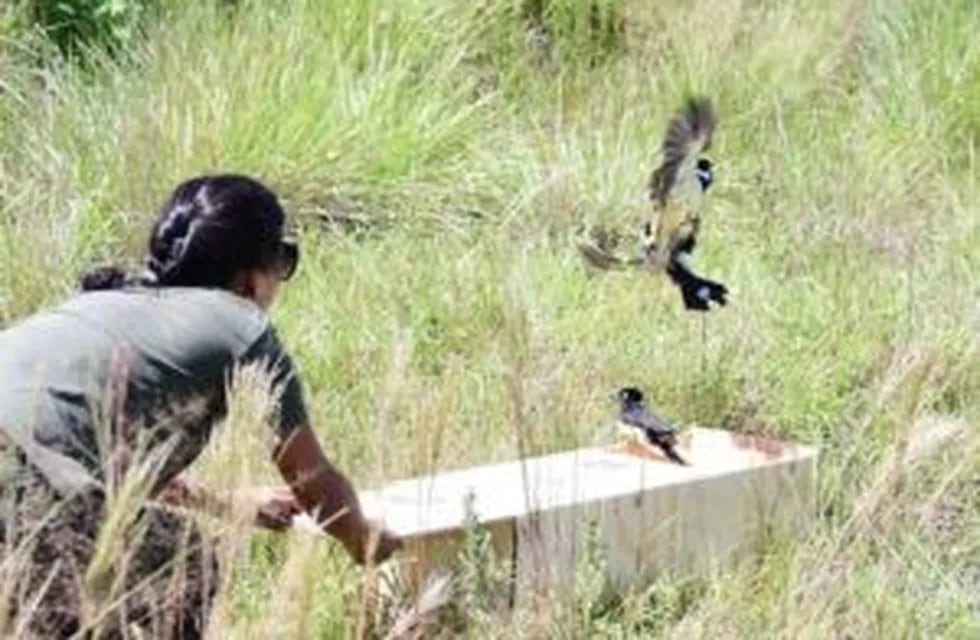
[577,242,627,270]
[576,225,645,271]
[647,97,717,266]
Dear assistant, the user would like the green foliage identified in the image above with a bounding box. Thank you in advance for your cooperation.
[450,490,512,631]
[19,0,157,57]
[0,3,28,40]
[518,0,626,64]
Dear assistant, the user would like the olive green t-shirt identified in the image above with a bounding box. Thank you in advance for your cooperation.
[0,288,308,492]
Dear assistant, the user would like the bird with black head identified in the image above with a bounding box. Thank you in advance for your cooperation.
[578,97,728,312]
[614,386,687,466]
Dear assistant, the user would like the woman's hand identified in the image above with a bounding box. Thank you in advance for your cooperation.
[244,485,303,531]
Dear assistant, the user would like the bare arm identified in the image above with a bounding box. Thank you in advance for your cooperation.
[156,426,400,562]
[272,425,401,564]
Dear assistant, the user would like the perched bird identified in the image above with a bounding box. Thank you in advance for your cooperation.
[577,96,728,311]
[615,386,687,465]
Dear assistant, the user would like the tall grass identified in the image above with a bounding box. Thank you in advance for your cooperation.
[1,0,978,637]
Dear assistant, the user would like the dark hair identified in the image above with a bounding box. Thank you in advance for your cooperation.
[81,174,293,291]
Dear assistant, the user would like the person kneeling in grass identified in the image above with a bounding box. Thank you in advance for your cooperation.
[0,174,401,638]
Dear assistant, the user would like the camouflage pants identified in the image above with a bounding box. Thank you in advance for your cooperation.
[0,460,220,639]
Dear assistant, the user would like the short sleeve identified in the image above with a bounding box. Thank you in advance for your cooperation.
[238,327,309,439]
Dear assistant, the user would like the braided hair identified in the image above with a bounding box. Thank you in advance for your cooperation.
[80,175,289,291]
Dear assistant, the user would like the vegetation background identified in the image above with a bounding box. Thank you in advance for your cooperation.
[0,0,977,637]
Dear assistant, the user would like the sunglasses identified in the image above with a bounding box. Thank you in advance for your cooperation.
[274,239,300,281]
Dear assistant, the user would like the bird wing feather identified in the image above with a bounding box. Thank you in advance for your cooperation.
[577,242,627,270]
[647,97,716,266]
[621,406,674,435]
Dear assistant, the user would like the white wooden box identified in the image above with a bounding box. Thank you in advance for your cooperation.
[295,427,817,600]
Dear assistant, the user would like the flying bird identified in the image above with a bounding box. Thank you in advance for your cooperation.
[578,97,728,311]
[644,98,716,266]
[645,97,727,310]
[615,386,687,465]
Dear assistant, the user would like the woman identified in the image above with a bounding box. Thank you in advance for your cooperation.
[0,174,401,638]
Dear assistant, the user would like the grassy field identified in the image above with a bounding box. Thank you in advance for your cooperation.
[1,0,978,637]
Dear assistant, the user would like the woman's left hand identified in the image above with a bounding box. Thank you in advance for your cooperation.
[242,485,303,531]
